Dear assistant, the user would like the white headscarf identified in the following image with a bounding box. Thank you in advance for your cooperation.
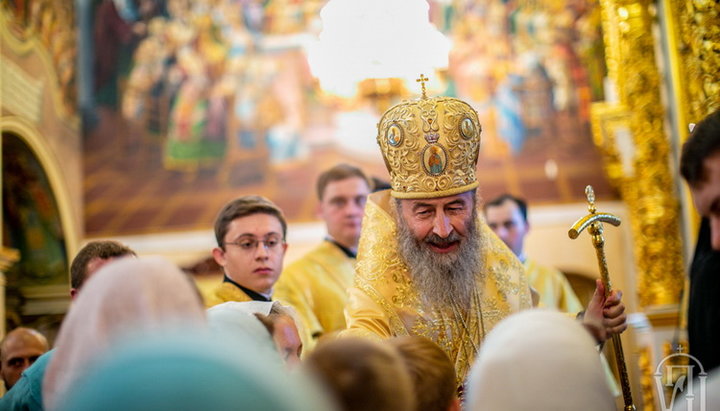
[466,309,615,411]
[206,301,281,365]
[43,256,206,410]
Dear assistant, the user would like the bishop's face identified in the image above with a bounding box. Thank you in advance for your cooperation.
[397,191,475,253]
[395,191,481,310]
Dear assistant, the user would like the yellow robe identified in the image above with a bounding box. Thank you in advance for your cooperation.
[344,190,533,382]
[524,259,584,314]
[205,281,254,307]
[273,240,356,351]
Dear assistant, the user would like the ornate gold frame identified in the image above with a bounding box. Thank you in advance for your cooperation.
[593,0,685,308]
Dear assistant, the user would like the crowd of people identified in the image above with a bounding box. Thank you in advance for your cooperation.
[1,94,718,411]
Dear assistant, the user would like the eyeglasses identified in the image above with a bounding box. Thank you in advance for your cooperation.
[224,235,284,253]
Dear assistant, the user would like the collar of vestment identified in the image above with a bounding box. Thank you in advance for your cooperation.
[223,275,271,302]
[326,237,357,259]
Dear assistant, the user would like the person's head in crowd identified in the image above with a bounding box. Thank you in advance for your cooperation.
[0,327,49,390]
[681,109,720,250]
[54,333,336,411]
[207,301,302,368]
[69,240,136,299]
[213,196,288,296]
[254,303,303,368]
[466,310,615,411]
[483,194,529,260]
[304,337,414,411]
[43,256,206,410]
[316,164,372,253]
[389,336,459,411]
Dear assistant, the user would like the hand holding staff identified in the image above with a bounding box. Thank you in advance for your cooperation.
[569,185,635,411]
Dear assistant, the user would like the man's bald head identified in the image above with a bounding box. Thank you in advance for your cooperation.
[0,327,49,389]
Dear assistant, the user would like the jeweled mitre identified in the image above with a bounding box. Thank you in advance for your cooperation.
[377,94,482,199]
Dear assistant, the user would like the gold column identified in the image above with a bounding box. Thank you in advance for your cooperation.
[594,0,684,307]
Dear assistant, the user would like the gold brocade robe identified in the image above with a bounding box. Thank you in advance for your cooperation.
[344,191,533,382]
[205,281,253,307]
[524,259,584,314]
[274,240,356,351]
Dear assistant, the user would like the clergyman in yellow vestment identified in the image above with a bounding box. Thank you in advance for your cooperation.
[274,240,357,347]
[342,89,533,384]
[275,164,372,351]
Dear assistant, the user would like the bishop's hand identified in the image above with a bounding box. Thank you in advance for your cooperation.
[582,279,627,343]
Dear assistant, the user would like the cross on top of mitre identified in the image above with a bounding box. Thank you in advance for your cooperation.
[416,74,429,99]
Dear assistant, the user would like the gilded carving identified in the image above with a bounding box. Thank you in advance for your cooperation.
[594,0,684,306]
[670,0,720,123]
[637,346,657,410]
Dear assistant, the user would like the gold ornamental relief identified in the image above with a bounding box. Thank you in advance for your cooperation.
[670,0,720,122]
[595,0,685,307]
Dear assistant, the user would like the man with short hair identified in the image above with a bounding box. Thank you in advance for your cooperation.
[0,328,48,392]
[680,109,720,373]
[207,196,288,305]
[69,240,136,299]
[274,164,371,348]
[344,88,627,385]
[0,240,135,407]
[484,194,583,313]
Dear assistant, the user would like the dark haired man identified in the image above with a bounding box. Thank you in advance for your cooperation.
[69,240,136,299]
[679,109,720,373]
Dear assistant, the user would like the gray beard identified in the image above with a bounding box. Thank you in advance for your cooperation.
[396,209,483,312]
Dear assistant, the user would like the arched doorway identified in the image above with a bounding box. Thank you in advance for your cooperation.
[2,132,70,341]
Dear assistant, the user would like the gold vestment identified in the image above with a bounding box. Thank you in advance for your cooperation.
[205,281,253,307]
[524,259,583,313]
[274,240,356,351]
[344,190,533,381]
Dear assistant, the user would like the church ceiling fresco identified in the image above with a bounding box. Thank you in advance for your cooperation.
[73,0,616,236]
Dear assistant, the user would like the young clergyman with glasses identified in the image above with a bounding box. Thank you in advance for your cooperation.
[208,196,289,304]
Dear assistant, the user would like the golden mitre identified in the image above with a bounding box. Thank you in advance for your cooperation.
[376,77,482,199]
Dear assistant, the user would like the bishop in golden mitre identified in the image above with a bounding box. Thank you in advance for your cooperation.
[343,78,628,388]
